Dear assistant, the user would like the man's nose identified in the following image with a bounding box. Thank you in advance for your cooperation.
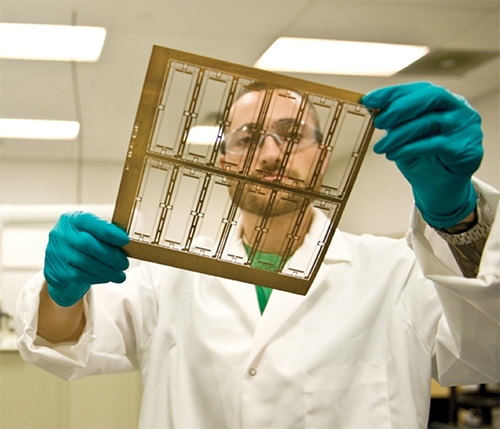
[257,133,282,165]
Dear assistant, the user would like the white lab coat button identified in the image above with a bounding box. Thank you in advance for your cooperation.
[248,368,257,376]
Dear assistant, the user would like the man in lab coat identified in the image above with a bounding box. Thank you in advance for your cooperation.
[16,82,499,428]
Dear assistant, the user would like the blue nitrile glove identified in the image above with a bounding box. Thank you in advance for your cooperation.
[362,82,483,228]
[44,211,130,307]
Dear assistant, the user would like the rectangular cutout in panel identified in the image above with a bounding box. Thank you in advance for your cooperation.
[184,74,231,161]
[150,65,196,155]
[130,160,170,242]
[113,46,375,295]
[321,105,371,197]
[161,171,202,248]
[192,178,233,254]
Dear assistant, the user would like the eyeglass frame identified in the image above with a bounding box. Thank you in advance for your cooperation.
[221,119,324,156]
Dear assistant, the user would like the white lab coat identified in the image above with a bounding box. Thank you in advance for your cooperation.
[16,178,500,429]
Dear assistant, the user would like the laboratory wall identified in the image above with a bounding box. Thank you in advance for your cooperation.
[0,160,124,206]
[0,358,142,429]
[474,88,500,186]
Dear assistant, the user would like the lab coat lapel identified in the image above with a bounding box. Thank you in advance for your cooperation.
[246,287,308,364]
[218,276,261,332]
[246,227,352,364]
[214,220,262,331]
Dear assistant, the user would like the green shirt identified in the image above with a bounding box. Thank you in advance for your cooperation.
[243,244,287,314]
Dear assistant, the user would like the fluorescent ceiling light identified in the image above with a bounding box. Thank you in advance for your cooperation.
[254,37,430,76]
[187,126,221,145]
[0,119,80,140]
[0,23,106,62]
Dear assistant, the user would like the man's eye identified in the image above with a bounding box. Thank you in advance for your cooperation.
[227,131,253,148]
[237,136,252,146]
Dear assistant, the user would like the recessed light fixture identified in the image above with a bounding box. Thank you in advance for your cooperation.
[254,37,430,77]
[0,119,80,140]
[187,126,221,145]
[0,22,106,62]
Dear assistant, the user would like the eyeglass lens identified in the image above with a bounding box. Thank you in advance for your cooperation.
[226,120,317,154]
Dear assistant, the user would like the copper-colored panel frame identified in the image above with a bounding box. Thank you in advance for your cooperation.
[112,46,375,295]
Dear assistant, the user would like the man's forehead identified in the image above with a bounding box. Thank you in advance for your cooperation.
[229,89,309,127]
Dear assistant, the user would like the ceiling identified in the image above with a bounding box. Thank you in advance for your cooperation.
[0,0,498,164]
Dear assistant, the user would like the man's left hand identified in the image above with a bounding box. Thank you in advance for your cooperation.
[362,82,483,229]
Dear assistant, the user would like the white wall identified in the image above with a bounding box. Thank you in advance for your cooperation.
[0,160,123,205]
[472,88,500,188]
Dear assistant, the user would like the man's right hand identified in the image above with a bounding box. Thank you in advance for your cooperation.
[44,211,130,307]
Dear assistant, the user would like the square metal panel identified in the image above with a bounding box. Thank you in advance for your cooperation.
[112,46,375,295]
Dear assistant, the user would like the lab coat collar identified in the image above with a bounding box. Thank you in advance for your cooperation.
[226,207,352,264]
[323,228,352,263]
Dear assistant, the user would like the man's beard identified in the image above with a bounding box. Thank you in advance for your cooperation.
[229,182,309,217]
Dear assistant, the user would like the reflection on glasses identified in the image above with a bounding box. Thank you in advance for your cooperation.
[224,119,321,155]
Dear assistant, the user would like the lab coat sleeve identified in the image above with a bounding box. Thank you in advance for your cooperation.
[15,263,158,381]
[407,177,500,386]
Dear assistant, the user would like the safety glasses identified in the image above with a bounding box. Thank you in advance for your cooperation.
[224,119,322,155]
